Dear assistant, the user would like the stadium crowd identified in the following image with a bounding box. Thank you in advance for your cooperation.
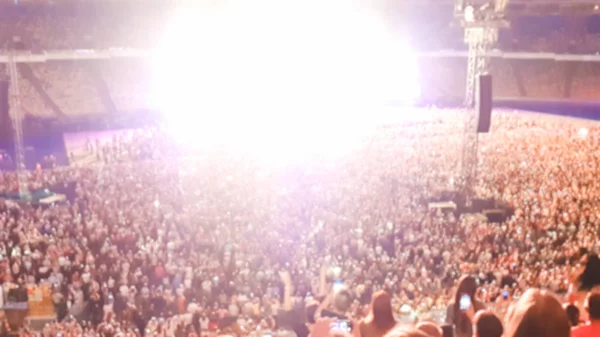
[0,110,598,337]
[0,3,599,337]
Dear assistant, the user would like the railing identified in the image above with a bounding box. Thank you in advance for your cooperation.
[0,49,599,63]
[0,49,150,63]
[420,50,600,62]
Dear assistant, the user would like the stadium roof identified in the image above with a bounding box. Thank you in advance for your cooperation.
[403,0,600,15]
[2,0,599,15]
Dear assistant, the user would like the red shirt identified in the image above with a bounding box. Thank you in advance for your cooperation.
[572,322,600,337]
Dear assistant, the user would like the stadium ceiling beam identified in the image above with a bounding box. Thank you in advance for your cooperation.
[0,49,598,63]
[0,49,150,63]
[420,50,600,61]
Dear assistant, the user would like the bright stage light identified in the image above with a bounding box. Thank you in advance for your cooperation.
[151,0,419,157]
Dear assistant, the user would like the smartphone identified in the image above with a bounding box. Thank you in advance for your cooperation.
[330,320,353,333]
[459,294,471,311]
[333,280,344,292]
[502,290,509,299]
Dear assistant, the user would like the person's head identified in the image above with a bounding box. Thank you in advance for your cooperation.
[578,254,600,291]
[473,311,503,337]
[333,288,353,314]
[416,322,442,337]
[562,303,580,326]
[585,292,600,321]
[365,291,396,331]
[504,289,570,337]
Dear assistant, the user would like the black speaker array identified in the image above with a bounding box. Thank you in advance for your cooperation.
[0,80,11,149]
[476,74,492,133]
[0,80,8,129]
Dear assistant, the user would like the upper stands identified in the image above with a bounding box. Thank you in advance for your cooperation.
[32,62,103,115]
[97,60,152,113]
[11,57,600,120]
[0,5,595,118]
[0,5,170,49]
[17,71,53,118]
[421,58,600,100]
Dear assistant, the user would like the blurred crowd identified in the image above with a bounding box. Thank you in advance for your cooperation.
[0,110,598,337]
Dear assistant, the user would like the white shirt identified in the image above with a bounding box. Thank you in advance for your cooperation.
[200,317,210,330]
[229,303,240,316]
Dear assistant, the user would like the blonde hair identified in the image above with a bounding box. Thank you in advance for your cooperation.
[504,289,570,337]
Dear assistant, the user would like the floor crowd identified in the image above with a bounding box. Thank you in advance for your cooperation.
[0,110,598,336]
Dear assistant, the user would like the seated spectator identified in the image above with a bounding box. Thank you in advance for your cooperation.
[571,293,600,337]
[504,289,570,337]
[473,311,502,337]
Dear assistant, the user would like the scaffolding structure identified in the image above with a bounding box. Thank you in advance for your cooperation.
[8,52,28,197]
[457,7,508,203]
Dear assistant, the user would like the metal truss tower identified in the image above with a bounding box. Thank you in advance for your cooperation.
[457,7,508,203]
[8,52,28,197]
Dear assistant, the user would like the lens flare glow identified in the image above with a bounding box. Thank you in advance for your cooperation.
[152,0,419,159]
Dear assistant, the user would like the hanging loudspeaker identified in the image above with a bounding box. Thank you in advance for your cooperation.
[476,74,492,133]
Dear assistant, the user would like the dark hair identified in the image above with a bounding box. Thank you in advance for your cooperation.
[305,302,318,324]
[563,303,580,326]
[364,291,396,333]
[586,293,600,320]
[333,289,353,314]
[577,254,600,291]
[474,311,503,337]
[452,275,478,335]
